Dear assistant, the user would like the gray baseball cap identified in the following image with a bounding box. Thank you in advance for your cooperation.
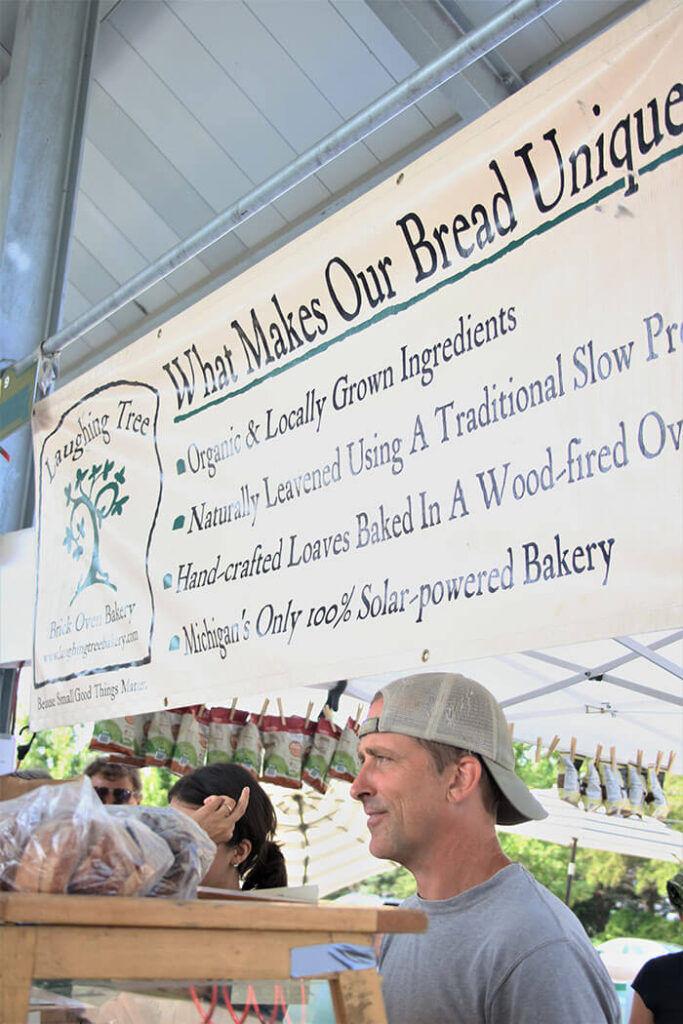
[359,671,547,826]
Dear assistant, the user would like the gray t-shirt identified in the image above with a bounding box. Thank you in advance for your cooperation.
[379,863,620,1024]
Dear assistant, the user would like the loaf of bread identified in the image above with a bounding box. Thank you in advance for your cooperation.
[13,821,84,892]
[68,824,154,896]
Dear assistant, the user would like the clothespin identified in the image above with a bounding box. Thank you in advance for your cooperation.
[322,705,335,724]
[547,735,560,757]
[636,749,643,770]
[570,737,577,762]
[257,698,269,727]
[610,746,618,773]
[304,701,314,729]
[508,722,515,740]
[355,704,363,727]
[534,737,542,763]
[277,698,286,726]
[655,750,663,774]
[595,744,602,765]
[228,697,238,722]
[666,751,676,773]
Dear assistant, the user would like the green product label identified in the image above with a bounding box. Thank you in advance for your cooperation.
[234,747,260,773]
[263,753,293,780]
[95,720,122,744]
[147,736,174,760]
[304,754,328,780]
[330,751,356,776]
[173,741,199,768]
[207,749,232,765]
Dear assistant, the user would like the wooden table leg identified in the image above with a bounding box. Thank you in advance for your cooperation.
[329,968,387,1024]
[0,925,36,1024]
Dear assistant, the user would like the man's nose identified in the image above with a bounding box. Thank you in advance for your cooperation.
[350,762,369,801]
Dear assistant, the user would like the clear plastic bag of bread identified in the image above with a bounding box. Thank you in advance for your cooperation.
[0,777,173,896]
[107,804,216,898]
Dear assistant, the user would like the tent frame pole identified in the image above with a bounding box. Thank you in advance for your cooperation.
[40,0,561,362]
[565,837,578,905]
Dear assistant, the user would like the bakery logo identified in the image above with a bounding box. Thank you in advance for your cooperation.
[34,380,162,688]
[63,459,130,605]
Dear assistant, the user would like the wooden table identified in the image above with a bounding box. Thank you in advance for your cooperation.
[0,892,426,1023]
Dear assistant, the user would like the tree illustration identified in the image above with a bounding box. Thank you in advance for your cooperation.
[63,459,130,604]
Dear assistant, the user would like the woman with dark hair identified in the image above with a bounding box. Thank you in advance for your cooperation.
[168,763,287,891]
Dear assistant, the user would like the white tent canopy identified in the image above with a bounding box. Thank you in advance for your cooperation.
[344,629,683,767]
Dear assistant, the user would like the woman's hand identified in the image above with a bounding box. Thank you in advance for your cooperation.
[191,786,250,845]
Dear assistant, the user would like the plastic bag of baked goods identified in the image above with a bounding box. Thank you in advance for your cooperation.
[598,757,625,815]
[625,762,645,817]
[0,778,173,896]
[90,714,137,758]
[580,758,603,811]
[109,805,216,898]
[302,714,341,794]
[206,707,248,764]
[145,708,184,767]
[328,717,361,783]
[557,752,581,806]
[170,705,210,775]
[261,713,312,789]
[645,764,669,820]
[232,714,264,777]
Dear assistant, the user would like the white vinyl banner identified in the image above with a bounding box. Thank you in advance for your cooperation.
[31,0,682,728]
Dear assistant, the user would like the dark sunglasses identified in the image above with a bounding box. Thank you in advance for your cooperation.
[94,785,133,805]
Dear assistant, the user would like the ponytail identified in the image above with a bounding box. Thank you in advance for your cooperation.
[241,840,287,891]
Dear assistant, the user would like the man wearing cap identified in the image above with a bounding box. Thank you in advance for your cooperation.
[351,672,620,1024]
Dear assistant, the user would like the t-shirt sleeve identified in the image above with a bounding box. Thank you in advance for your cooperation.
[631,958,658,1011]
[632,963,649,1000]
[489,939,621,1024]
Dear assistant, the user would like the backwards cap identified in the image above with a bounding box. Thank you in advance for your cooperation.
[359,672,547,826]
[666,872,683,912]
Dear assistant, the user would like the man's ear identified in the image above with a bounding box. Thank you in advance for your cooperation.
[446,756,482,805]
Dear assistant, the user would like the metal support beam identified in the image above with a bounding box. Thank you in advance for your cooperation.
[41,0,562,360]
[501,632,683,709]
[0,0,99,732]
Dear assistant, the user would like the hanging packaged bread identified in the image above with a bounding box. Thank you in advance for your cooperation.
[557,738,581,806]
[233,702,267,777]
[302,708,341,793]
[170,705,210,775]
[206,703,247,764]
[328,715,362,783]
[261,702,314,789]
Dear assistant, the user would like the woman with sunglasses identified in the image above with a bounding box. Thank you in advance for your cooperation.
[168,763,287,891]
[85,757,142,806]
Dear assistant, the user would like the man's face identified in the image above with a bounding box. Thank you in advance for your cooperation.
[350,697,450,868]
[89,772,140,805]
